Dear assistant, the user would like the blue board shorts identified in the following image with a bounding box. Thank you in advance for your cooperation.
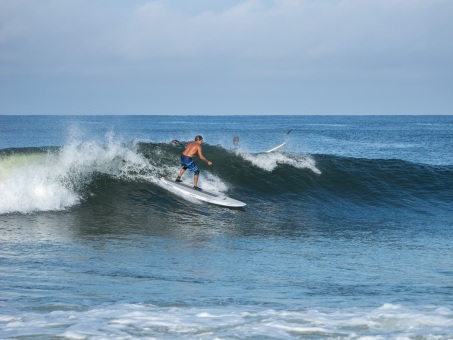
[180,155,199,172]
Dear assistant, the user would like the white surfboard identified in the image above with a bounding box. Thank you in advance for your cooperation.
[160,178,246,208]
[265,142,286,153]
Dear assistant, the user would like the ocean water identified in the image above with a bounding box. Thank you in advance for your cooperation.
[0,115,452,339]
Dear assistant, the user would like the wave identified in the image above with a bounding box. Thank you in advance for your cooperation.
[0,138,154,214]
[1,303,452,339]
[1,138,452,214]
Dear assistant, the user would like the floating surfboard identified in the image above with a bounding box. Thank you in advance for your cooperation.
[265,142,287,153]
[160,178,246,208]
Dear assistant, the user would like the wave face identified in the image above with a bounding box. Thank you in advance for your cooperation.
[1,139,451,215]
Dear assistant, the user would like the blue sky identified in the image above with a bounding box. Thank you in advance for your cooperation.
[1,0,452,115]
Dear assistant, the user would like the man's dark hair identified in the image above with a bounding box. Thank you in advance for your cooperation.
[195,135,203,141]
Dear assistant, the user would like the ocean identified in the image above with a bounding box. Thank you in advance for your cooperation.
[1,115,452,339]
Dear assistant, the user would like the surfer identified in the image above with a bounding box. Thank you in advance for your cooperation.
[176,135,212,191]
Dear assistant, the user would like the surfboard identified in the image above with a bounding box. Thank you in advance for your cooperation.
[160,178,246,208]
[265,142,287,153]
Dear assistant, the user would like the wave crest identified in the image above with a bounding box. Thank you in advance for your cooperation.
[0,137,151,214]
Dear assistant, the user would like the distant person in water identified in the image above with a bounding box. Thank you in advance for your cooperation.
[176,135,212,191]
[233,136,240,147]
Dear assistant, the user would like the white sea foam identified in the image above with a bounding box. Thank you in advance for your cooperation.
[240,151,321,174]
[0,135,152,214]
[0,303,452,339]
[158,168,231,205]
[0,152,80,214]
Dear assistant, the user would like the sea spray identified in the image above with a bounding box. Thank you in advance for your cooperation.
[239,151,321,174]
[0,136,152,214]
[0,150,79,214]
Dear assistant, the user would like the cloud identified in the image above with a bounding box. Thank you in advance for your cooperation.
[0,0,452,114]
[2,0,452,70]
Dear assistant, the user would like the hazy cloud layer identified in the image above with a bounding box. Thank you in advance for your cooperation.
[1,0,452,114]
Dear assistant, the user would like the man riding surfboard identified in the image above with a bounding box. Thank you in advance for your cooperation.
[176,135,212,191]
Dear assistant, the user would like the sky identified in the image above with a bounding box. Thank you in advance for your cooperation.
[0,0,452,115]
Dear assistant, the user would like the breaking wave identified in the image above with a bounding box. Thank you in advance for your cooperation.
[1,137,452,214]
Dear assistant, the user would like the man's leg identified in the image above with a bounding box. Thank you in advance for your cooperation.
[193,169,200,188]
[193,173,199,187]
[177,167,186,181]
